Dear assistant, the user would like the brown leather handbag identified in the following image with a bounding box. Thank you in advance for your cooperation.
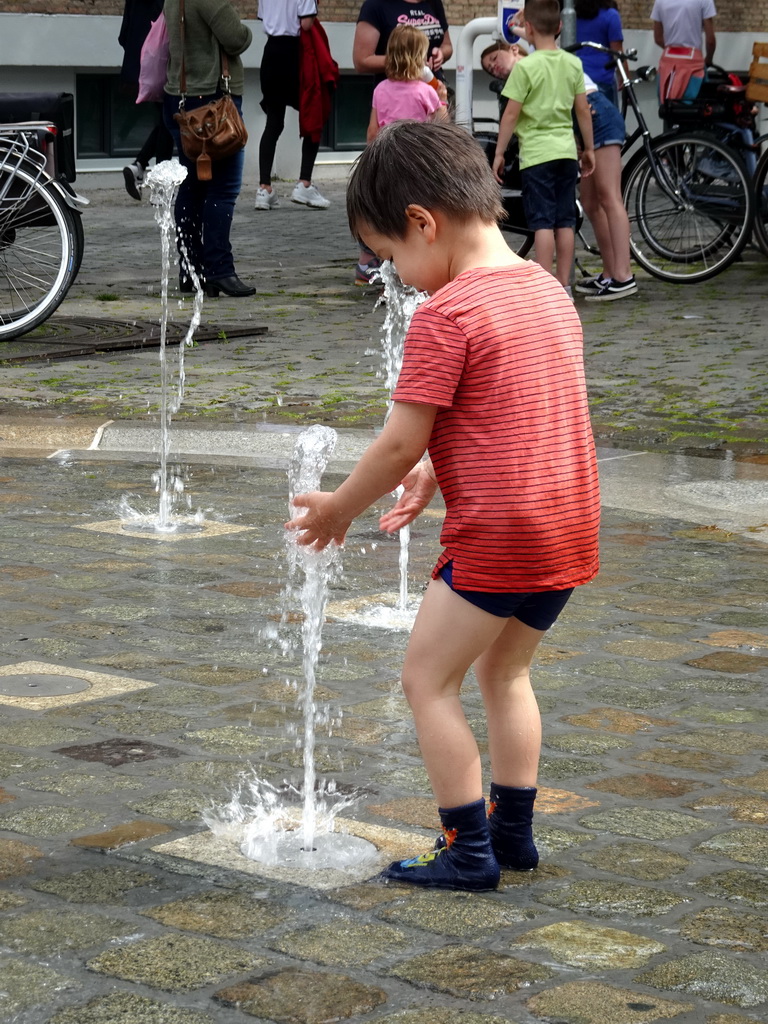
[173,0,248,181]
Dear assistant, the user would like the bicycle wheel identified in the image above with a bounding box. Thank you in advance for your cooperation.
[753,147,768,259]
[622,132,754,282]
[500,189,534,257]
[0,162,78,340]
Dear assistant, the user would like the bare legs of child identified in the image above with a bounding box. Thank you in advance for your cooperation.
[382,577,546,890]
[578,144,632,284]
[533,227,575,291]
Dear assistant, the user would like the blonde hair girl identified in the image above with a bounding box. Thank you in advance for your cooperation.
[367,25,448,143]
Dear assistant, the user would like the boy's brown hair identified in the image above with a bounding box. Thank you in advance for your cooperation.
[524,0,561,36]
[347,121,505,240]
[385,25,430,81]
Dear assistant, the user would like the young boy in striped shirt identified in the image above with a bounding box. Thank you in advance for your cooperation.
[287,120,600,891]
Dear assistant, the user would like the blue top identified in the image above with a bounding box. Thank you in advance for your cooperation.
[576,7,623,86]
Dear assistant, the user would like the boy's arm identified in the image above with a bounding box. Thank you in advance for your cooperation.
[287,402,438,548]
[573,92,595,177]
[366,107,379,143]
[493,99,522,181]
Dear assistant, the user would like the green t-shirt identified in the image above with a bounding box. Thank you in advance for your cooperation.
[501,49,585,170]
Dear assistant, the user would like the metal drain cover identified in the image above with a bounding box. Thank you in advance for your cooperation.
[0,317,267,364]
[0,673,91,697]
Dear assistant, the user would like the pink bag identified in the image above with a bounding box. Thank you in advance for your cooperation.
[137,14,169,104]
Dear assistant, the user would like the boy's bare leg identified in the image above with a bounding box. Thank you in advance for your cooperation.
[400,578,510,808]
[533,228,555,275]
[554,227,575,288]
[473,617,546,786]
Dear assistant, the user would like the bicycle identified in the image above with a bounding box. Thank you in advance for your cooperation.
[578,41,756,283]
[0,122,87,341]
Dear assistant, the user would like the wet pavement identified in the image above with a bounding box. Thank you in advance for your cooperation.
[0,172,767,1024]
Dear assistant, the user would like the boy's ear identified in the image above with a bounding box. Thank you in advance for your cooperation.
[405,204,438,242]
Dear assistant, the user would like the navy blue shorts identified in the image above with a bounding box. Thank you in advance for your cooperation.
[438,562,573,630]
[521,159,579,231]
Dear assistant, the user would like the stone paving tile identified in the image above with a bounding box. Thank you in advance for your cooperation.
[696,828,768,867]
[267,919,410,966]
[0,837,43,879]
[510,920,665,968]
[214,967,388,1022]
[677,906,768,953]
[691,869,768,908]
[87,933,266,991]
[375,888,544,938]
[577,841,690,881]
[0,804,107,836]
[578,807,708,840]
[30,866,156,903]
[537,880,689,917]
[389,944,554,999]
[636,951,768,1008]
[141,889,289,938]
[526,980,694,1023]
[0,908,133,955]
[0,958,80,1015]
[48,993,216,1024]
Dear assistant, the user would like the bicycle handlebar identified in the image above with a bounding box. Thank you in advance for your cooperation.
[563,41,638,63]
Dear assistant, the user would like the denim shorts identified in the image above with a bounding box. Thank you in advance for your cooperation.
[588,90,626,149]
[521,159,579,231]
[438,561,574,630]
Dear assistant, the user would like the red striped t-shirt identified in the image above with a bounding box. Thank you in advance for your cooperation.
[392,262,600,592]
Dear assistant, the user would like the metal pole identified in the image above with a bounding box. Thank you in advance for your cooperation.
[560,0,577,49]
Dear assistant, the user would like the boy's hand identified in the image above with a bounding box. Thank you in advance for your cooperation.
[580,148,595,177]
[379,462,439,533]
[286,491,349,549]
[492,152,506,183]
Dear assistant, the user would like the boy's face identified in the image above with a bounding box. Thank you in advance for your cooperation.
[359,213,449,295]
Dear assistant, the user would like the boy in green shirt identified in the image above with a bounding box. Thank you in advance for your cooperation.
[492,0,594,293]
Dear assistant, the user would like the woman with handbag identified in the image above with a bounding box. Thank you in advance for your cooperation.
[163,0,255,297]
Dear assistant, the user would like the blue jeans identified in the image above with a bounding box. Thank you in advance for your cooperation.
[163,92,245,280]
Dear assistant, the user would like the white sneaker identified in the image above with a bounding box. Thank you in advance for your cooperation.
[254,187,280,210]
[291,182,330,209]
[123,162,143,201]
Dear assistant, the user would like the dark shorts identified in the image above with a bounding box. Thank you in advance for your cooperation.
[260,35,300,111]
[521,159,579,231]
[438,562,573,630]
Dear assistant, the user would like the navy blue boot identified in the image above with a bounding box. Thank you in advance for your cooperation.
[488,783,539,870]
[382,798,500,891]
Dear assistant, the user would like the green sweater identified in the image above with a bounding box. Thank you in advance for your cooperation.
[164,0,252,97]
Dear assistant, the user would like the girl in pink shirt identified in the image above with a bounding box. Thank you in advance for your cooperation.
[367,25,448,142]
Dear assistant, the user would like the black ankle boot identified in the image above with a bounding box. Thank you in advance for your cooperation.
[382,798,500,891]
[204,275,255,298]
[488,783,539,871]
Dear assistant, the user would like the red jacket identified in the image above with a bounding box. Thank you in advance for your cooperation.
[299,20,339,143]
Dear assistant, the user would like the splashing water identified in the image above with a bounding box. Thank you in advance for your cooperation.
[138,159,204,533]
[287,425,343,852]
[377,261,427,613]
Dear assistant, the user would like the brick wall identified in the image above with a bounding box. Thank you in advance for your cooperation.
[1,0,764,32]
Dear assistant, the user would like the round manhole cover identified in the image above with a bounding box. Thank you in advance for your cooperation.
[0,673,91,697]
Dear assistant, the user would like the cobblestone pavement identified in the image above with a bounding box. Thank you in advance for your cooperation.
[0,172,766,455]
[0,173,767,1024]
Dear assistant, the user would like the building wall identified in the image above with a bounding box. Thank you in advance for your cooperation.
[0,0,766,32]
